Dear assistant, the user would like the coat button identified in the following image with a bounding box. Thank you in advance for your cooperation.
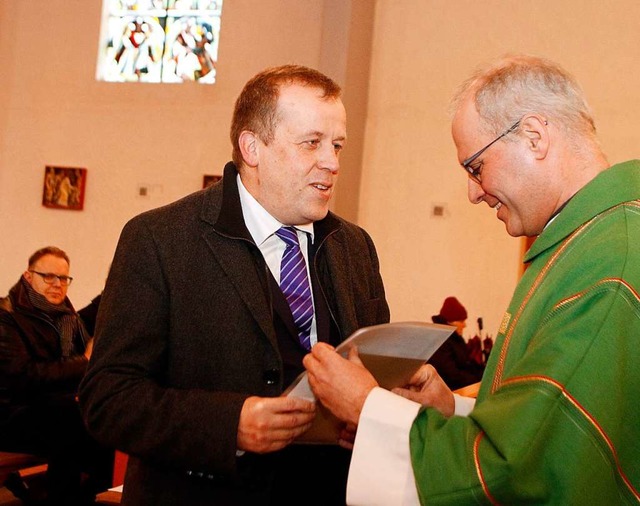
[262,369,280,385]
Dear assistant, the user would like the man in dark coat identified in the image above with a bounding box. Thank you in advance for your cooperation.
[0,246,113,505]
[79,65,390,505]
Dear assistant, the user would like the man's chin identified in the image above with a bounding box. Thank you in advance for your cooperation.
[501,218,523,237]
[504,223,526,238]
[302,207,330,224]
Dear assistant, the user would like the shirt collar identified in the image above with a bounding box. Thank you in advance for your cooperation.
[236,174,314,246]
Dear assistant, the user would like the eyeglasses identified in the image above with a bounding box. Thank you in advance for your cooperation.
[29,270,73,286]
[461,118,522,184]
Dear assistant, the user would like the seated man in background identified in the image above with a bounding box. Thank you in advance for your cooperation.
[0,246,113,505]
[428,296,484,389]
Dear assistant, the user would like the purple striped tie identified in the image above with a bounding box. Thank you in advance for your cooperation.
[275,227,313,350]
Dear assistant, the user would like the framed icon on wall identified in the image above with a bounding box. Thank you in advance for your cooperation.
[42,166,87,211]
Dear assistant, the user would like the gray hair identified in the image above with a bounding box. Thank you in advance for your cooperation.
[451,55,598,147]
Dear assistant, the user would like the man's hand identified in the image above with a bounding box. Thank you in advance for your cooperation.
[237,396,315,453]
[392,364,455,417]
[303,343,378,426]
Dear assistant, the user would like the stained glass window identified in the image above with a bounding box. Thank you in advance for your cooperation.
[97,0,223,84]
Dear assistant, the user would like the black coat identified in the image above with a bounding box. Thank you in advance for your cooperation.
[0,278,89,422]
[79,163,390,505]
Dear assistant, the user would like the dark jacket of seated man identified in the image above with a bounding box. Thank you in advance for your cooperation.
[0,268,113,504]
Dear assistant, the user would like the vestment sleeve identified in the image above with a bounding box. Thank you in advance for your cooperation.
[347,389,476,505]
[347,387,421,505]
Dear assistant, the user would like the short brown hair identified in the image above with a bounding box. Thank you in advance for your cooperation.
[28,246,70,268]
[230,65,342,167]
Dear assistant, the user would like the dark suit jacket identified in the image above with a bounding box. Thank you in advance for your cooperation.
[79,162,390,505]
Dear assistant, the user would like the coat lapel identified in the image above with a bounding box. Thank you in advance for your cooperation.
[312,216,356,340]
[198,162,279,351]
[201,228,279,350]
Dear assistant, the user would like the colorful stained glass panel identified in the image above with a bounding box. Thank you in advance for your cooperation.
[97,0,223,84]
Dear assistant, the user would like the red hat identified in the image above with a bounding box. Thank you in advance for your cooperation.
[438,296,468,323]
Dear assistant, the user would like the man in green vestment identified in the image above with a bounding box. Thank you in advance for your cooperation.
[304,55,640,505]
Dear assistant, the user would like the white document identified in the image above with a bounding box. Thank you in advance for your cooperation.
[285,321,454,443]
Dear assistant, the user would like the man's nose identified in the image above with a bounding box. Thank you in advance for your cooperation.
[467,177,485,204]
[319,145,340,174]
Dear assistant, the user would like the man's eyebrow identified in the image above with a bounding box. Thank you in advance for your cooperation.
[295,130,346,143]
[299,130,324,137]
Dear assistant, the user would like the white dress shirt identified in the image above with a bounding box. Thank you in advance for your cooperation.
[236,174,318,346]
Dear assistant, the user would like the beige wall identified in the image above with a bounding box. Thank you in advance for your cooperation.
[361,0,640,336]
[1,0,638,339]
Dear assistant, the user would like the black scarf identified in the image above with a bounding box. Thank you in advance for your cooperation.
[22,277,79,358]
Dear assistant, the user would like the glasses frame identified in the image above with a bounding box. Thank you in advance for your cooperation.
[29,270,73,286]
[461,118,522,184]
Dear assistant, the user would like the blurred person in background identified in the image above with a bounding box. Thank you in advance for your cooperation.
[428,296,484,389]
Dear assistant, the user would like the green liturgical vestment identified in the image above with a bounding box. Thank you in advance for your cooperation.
[410,161,640,504]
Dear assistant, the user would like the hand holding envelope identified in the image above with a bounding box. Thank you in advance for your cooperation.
[289,322,454,444]
[304,344,378,427]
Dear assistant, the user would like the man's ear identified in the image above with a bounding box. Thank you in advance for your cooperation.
[23,270,32,283]
[520,115,549,160]
[238,130,259,167]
